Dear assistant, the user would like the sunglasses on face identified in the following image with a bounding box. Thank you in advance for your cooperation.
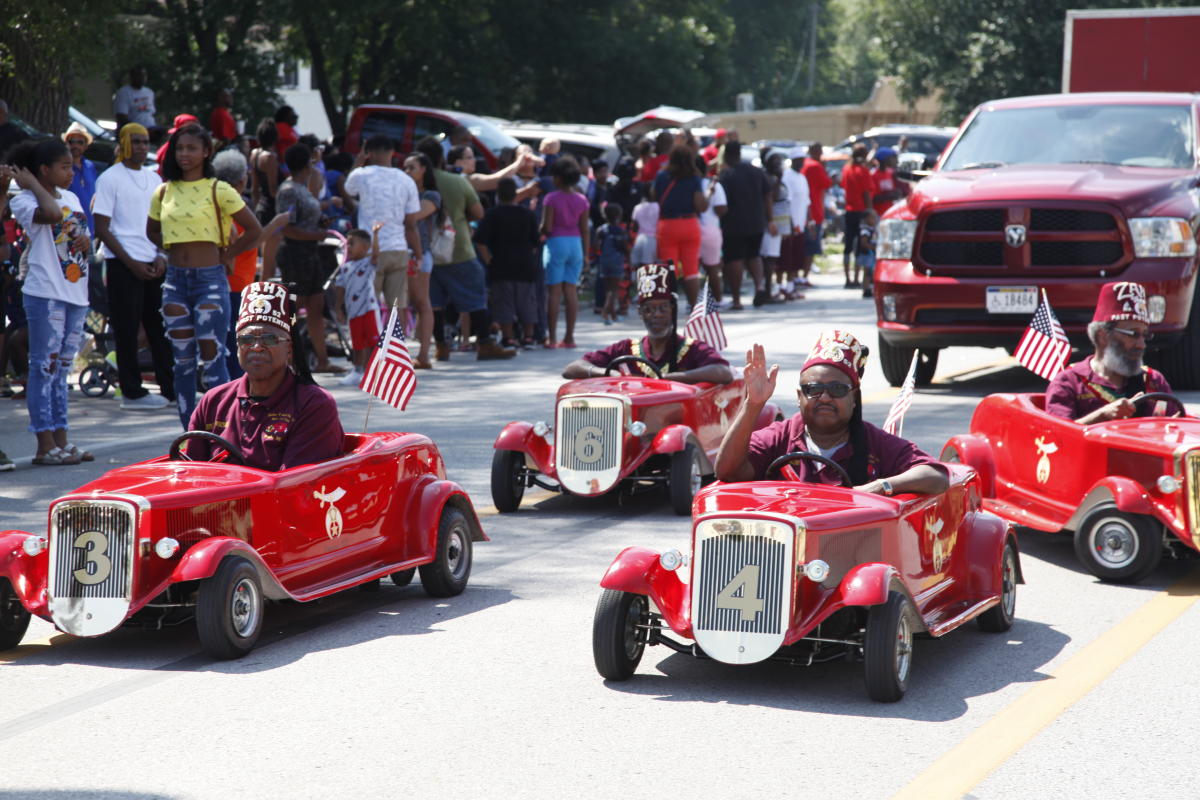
[236,333,287,348]
[800,382,853,399]
[1111,327,1153,342]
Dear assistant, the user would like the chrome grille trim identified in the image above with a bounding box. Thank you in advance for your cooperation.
[556,401,622,472]
[695,533,785,634]
[49,501,136,600]
[1188,451,1200,548]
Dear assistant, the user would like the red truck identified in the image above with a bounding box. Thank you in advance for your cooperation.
[874,91,1200,388]
[1063,8,1200,93]
[343,105,519,171]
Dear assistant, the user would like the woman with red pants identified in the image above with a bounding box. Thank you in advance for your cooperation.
[652,145,708,306]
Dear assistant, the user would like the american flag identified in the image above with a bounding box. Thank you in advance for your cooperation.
[360,304,417,410]
[685,281,727,351]
[1015,290,1071,381]
[883,354,917,436]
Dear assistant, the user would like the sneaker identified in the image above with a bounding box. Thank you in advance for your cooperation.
[477,340,518,360]
[120,393,169,410]
[0,449,14,471]
[340,369,364,386]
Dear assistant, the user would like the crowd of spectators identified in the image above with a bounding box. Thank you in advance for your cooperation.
[0,72,908,469]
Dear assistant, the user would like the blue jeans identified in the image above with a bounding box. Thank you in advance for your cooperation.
[23,295,88,434]
[161,265,231,427]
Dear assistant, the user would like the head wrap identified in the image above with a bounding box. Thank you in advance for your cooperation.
[116,123,148,164]
[1093,281,1150,324]
[61,121,92,146]
[237,282,293,334]
[635,263,676,302]
[801,329,869,387]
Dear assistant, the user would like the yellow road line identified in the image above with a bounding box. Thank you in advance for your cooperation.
[0,633,72,665]
[475,487,557,518]
[893,568,1200,800]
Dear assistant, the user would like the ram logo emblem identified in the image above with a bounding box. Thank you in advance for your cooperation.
[1005,224,1027,247]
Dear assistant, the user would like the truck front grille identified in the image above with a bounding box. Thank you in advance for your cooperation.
[51,502,135,600]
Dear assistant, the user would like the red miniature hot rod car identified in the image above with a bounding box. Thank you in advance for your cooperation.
[942,391,1196,583]
[0,431,486,659]
[491,356,779,515]
[591,457,1021,701]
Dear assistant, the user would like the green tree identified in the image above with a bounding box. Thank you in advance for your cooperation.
[866,0,1191,123]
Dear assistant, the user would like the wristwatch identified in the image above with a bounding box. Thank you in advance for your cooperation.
[880,479,895,496]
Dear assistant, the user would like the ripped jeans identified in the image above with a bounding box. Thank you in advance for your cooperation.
[23,295,88,434]
[161,265,231,427]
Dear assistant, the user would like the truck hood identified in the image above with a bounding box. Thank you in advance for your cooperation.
[910,163,1198,218]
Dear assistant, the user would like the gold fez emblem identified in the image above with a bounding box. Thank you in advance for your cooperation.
[925,510,955,573]
[1034,436,1058,484]
[313,485,348,539]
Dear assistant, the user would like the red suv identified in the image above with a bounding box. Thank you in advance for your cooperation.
[344,105,520,171]
[875,92,1200,388]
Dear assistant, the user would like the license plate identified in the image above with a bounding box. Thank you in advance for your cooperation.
[986,286,1038,314]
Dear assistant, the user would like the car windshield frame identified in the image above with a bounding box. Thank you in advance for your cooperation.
[456,112,520,156]
[941,103,1197,171]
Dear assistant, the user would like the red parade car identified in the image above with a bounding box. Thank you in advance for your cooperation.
[490,359,780,515]
[591,458,1020,701]
[941,391,1197,583]
[0,431,486,659]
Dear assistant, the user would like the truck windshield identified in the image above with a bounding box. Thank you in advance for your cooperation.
[456,113,520,156]
[942,104,1195,171]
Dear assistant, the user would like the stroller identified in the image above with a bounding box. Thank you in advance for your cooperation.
[76,309,160,398]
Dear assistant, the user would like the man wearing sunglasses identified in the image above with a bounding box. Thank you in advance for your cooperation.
[715,329,947,495]
[562,263,733,384]
[185,282,344,470]
[1046,281,1174,423]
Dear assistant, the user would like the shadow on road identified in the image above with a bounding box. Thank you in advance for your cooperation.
[1,793,181,800]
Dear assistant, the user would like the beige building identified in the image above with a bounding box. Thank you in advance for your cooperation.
[695,77,943,144]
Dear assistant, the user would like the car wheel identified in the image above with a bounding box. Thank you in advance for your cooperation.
[863,590,915,702]
[0,578,31,651]
[390,568,416,587]
[977,540,1018,632]
[1074,504,1161,583]
[78,365,110,398]
[878,338,938,388]
[419,505,473,597]
[196,557,264,659]
[669,443,703,517]
[592,589,648,681]
[914,348,939,385]
[490,449,526,513]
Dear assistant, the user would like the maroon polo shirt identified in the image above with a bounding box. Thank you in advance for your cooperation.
[582,336,728,377]
[745,412,942,484]
[186,372,344,471]
[1045,360,1172,420]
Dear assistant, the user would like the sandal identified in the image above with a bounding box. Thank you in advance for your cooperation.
[32,447,81,466]
[63,444,94,462]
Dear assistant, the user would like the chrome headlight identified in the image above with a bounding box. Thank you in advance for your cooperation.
[1157,475,1181,494]
[532,420,550,438]
[627,421,646,436]
[1129,217,1197,258]
[659,549,684,571]
[154,538,180,559]
[878,219,918,260]
[22,536,47,556]
[802,559,830,582]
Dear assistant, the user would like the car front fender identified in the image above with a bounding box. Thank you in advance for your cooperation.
[941,434,995,498]
[408,478,489,553]
[0,529,48,614]
[599,546,690,635]
[493,421,555,475]
[1066,476,1180,534]
[965,512,1024,597]
[835,562,898,607]
[171,537,292,600]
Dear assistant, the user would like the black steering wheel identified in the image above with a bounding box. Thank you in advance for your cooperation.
[1134,392,1188,417]
[604,355,663,378]
[766,450,853,488]
[169,431,248,466]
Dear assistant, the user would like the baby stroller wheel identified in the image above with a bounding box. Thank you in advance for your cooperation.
[78,365,111,397]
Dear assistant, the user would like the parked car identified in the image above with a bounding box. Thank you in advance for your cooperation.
[491,359,780,516]
[838,123,957,169]
[344,105,521,172]
[7,106,119,165]
[0,431,486,659]
[591,460,1020,701]
[942,391,1197,583]
[498,121,620,169]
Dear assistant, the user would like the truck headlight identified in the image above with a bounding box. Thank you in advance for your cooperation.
[1129,218,1197,258]
[1148,294,1166,323]
[878,219,918,260]
[882,294,898,322]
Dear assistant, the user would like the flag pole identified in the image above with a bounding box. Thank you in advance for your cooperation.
[899,353,917,438]
[363,394,374,434]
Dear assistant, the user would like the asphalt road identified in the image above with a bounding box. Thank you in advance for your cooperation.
[1,268,1198,800]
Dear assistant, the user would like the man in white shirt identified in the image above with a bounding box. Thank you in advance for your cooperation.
[112,67,157,130]
[92,123,173,410]
[781,154,811,297]
[344,134,422,312]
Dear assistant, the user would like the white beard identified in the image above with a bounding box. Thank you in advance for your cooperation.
[1100,344,1142,377]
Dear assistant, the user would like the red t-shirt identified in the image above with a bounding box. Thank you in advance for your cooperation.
[639,154,669,184]
[801,158,832,224]
[841,163,873,213]
[210,107,237,143]
[871,167,901,217]
[275,121,299,159]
